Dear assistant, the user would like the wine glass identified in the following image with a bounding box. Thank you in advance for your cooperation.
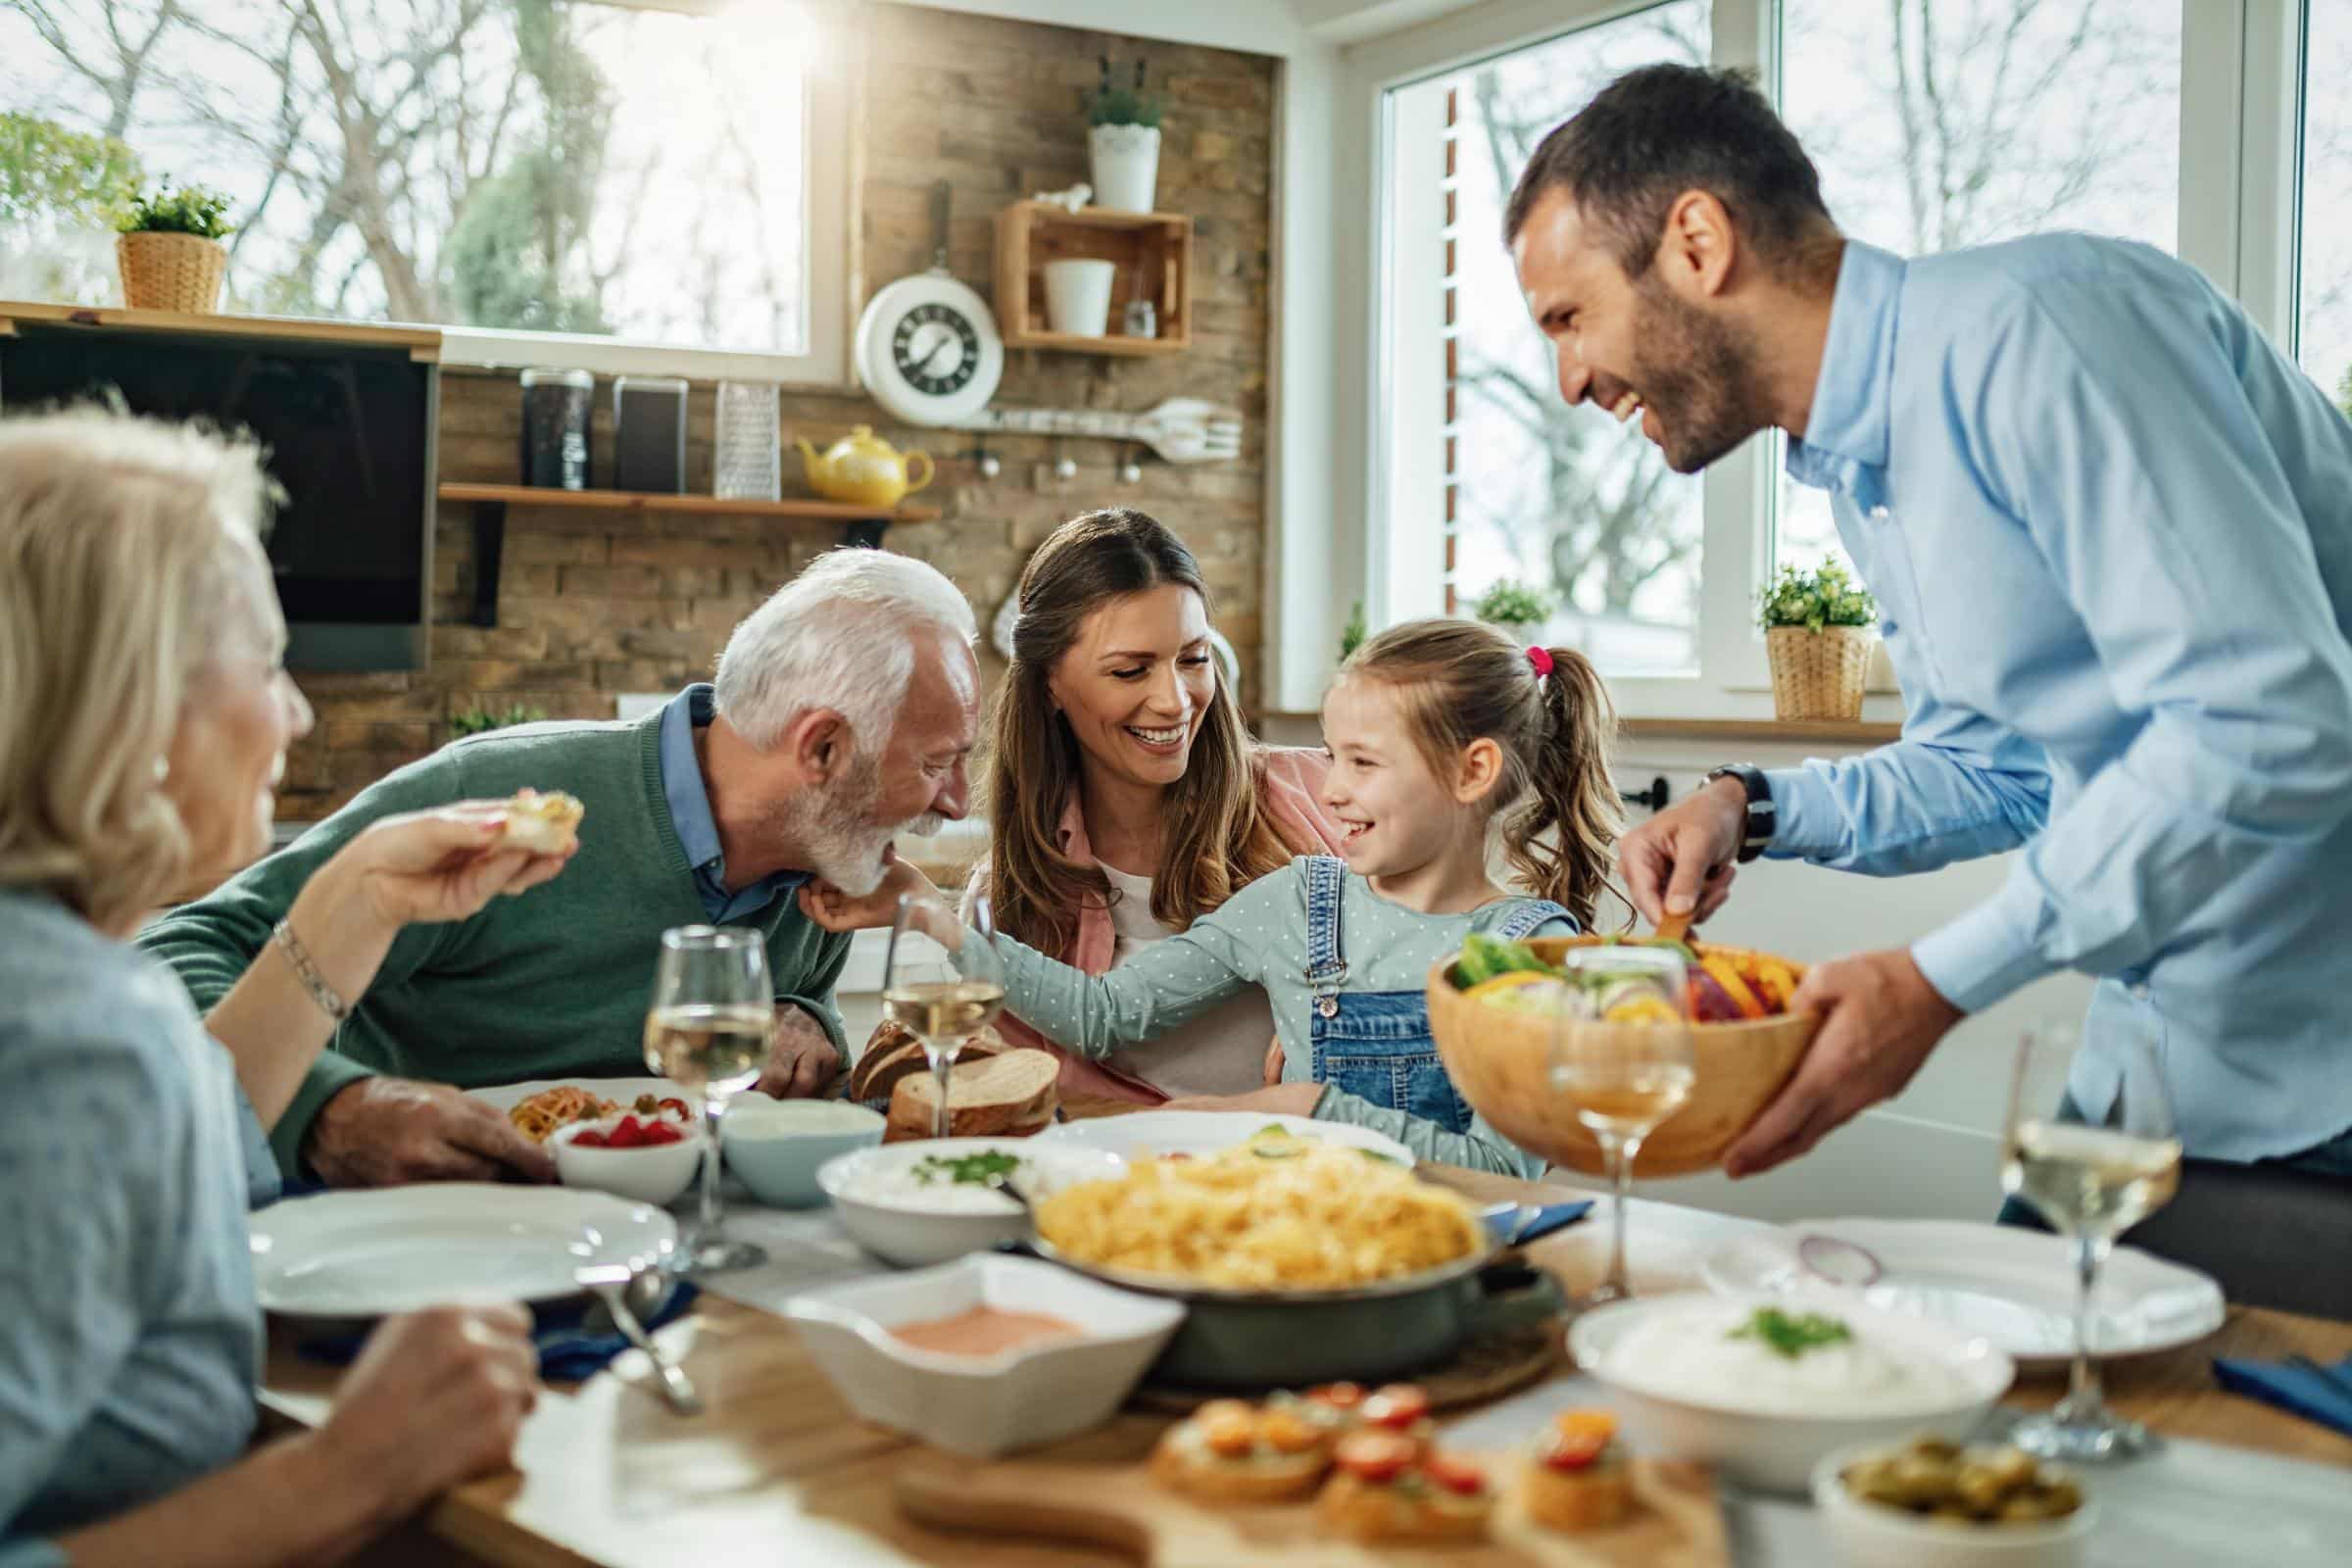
[1548,946,1697,1307]
[643,924,774,1274]
[880,894,1006,1139]
[2000,1020,2180,1461]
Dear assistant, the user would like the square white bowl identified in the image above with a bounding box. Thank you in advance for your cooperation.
[782,1254,1186,1458]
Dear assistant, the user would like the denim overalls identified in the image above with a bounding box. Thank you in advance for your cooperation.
[1300,856,1567,1135]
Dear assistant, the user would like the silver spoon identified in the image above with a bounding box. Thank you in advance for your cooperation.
[575,1263,702,1416]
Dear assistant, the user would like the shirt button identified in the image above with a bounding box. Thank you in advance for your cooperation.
[1869,506,1890,520]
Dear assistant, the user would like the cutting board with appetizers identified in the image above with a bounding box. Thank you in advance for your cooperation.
[894,1396,1729,1568]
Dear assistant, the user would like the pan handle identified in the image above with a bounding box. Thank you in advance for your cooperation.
[1462,1259,1565,1340]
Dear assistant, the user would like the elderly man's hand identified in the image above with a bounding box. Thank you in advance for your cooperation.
[757,1004,842,1099]
[305,1077,558,1187]
[1722,948,1963,1179]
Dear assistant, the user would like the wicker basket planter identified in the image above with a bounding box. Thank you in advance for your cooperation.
[117,231,228,314]
[1765,623,1876,721]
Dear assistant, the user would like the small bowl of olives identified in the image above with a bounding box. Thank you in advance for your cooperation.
[1813,1434,2099,1568]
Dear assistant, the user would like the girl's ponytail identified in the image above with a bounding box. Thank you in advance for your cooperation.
[1500,644,1621,931]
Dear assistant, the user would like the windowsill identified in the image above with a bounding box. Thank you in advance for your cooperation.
[1252,710,1902,747]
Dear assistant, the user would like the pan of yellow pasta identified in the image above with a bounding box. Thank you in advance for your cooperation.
[1020,1127,1563,1389]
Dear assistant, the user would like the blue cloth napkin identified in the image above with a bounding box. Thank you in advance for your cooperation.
[2213,1352,2352,1440]
[1487,1200,1593,1247]
[297,1280,701,1382]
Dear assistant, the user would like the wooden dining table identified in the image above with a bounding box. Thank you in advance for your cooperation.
[258,1152,2352,1568]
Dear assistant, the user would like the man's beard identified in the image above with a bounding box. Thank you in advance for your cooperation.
[1628,273,1772,475]
[779,753,946,897]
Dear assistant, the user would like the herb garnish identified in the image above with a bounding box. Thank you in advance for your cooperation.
[1731,1306,1853,1359]
[911,1150,1023,1187]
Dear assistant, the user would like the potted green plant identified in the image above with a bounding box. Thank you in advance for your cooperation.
[1471,578,1555,643]
[1339,599,1368,662]
[1758,559,1879,720]
[116,178,234,314]
[448,703,549,742]
[1088,57,1162,214]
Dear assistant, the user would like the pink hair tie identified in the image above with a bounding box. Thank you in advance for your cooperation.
[1526,645,1554,678]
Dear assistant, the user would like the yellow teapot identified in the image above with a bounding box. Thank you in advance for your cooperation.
[796,426,935,509]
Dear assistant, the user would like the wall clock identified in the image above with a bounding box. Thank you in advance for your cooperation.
[854,181,1004,427]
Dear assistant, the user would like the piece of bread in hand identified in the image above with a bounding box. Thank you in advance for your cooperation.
[500,788,584,854]
[883,1047,1057,1141]
[1150,1399,1336,1504]
[848,1019,1007,1108]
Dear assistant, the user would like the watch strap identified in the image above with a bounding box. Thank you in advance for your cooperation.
[1705,763,1776,863]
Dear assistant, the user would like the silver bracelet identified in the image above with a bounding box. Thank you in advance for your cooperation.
[272,917,351,1022]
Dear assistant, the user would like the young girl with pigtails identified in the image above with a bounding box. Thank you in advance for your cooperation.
[804,618,1622,1175]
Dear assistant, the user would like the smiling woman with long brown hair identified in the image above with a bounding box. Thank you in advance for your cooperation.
[973,509,1344,1100]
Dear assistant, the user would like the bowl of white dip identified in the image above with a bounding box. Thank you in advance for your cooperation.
[722,1096,887,1207]
[817,1139,1127,1267]
[1569,1294,2014,1493]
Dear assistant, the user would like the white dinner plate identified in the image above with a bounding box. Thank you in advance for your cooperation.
[468,1075,696,1117]
[1034,1109,1415,1169]
[1701,1218,2227,1365]
[249,1184,678,1316]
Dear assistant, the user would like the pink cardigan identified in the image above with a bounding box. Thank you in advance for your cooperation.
[963,748,1347,1103]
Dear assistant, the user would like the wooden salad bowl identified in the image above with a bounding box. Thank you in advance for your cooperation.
[1426,935,1819,1178]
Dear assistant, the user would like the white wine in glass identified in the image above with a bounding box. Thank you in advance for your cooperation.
[880,894,1005,1139]
[644,925,774,1274]
[1549,946,1696,1307]
[1999,1020,2181,1461]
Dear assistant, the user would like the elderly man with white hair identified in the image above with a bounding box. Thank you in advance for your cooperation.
[140,549,981,1189]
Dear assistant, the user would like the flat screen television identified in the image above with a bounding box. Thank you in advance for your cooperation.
[0,318,438,670]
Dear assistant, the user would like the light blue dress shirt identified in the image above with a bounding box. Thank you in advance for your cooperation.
[659,683,809,924]
[1772,235,2352,1163]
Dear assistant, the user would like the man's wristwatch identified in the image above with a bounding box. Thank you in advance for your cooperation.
[1703,763,1776,863]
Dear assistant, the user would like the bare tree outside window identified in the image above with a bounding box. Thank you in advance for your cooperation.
[1776,0,2183,577]
[2299,0,2352,406]
[0,0,810,355]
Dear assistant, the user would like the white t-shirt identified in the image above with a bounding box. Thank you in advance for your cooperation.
[1096,863,1282,1098]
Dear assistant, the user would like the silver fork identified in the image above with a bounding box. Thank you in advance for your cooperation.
[947,397,1245,465]
[575,1264,702,1416]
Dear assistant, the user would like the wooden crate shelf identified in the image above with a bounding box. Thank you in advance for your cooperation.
[435,483,940,628]
[993,202,1192,355]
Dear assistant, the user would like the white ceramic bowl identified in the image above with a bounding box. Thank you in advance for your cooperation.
[783,1253,1186,1457]
[550,1116,705,1205]
[1568,1294,2016,1494]
[816,1138,1127,1267]
[721,1095,885,1207]
[1812,1441,2099,1568]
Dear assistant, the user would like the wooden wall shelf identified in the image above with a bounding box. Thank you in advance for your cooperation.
[994,203,1191,356]
[0,299,442,361]
[435,483,940,628]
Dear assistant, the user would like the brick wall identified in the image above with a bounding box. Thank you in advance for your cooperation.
[282,5,1277,822]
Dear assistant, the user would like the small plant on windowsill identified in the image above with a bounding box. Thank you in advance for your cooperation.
[1338,599,1368,663]
[116,178,234,314]
[1471,579,1555,642]
[1758,559,1878,721]
[449,703,549,742]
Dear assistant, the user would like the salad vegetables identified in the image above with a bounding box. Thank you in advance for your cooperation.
[1452,932,1800,1023]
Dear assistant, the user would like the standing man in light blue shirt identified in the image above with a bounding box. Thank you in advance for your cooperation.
[1507,65,2352,1179]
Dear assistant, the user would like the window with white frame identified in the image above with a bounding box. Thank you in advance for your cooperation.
[2299,0,2352,403]
[0,0,847,382]
[1361,0,2325,716]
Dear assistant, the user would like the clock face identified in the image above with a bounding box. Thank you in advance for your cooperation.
[892,302,981,397]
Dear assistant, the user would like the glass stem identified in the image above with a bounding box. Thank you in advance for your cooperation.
[697,1093,725,1245]
[1606,1131,1637,1293]
[931,1047,952,1140]
[2062,1234,2108,1419]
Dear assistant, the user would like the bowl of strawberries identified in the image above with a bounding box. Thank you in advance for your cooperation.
[551,1107,704,1204]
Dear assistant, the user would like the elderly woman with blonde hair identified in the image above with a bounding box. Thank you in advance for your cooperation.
[0,407,571,1567]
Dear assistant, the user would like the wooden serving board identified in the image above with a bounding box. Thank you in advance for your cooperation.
[894,1429,1728,1568]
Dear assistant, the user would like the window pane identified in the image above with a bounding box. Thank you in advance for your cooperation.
[1775,0,2183,580]
[2299,0,2352,405]
[1428,1,1712,677]
[0,1,808,355]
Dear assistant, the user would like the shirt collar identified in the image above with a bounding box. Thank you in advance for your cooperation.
[658,683,725,873]
[1785,239,1905,505]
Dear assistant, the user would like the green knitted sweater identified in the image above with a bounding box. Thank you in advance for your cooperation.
[136,710,850,1180]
